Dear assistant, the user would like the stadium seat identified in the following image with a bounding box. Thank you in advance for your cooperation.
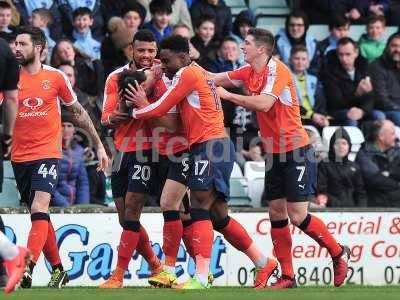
[0,161,20,207]
[3,160,15,179]
[229,178,252,206]
[257,17,286,26]
[247,177,265,208]
[254,7,290,16]
[349,25,366,41]
[383,26,399,42]
[304,125,321,139]
[249,0,287,10]
[231,7,248,16]
[244,161,265,182]
[322,126,365,153]
[231,162,244,178]
[307,25,330,41]
[258,24,282,35]
[225,0,246,7]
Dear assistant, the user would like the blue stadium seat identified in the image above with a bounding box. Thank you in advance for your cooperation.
[254,7,290,16]
[225,0,246,6]
[257,17,286,26]
[249,0,287,10]
[0,161,20,208]
[307,25,330,41]
[229,178,252,207]
[258,24,282,35]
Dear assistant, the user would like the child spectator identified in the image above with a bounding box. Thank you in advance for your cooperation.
[72,7,101,60]
[30,8,55,56]
[290,45,330,129]
[359,15,386,63]
[52,111,90,207]
[276,10,319,74]
[0,1,13,33]
[172,23,200,60]
[58,0,104,41]
[190,14,219,67]
[317,127,368,207]
[143,0,173,43]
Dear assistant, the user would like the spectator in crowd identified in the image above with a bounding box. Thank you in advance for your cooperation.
[12,0,63,40]
[368,33,400,125]
[316,14,350,70]
[356,120,400,207]
[190,14,219,67]
[322,37,384,126]
[0,31,15,52]
[71,7,101,60]
[230,9,255,65]
[171,23,200,60]
[190,0,232,42]
[203,36,242,73]
[2,0,19,27]
[276,11,319,74]
[51,39,104,96]
[0,1,13,33]
[52,111,90,207]
[359,15,386,63]
[30,8,55,56]
[290,45,330,129]
[317,127,368,207]
[58,0,104,41]
[138,0,194,34]
[143,0,173,43]
[101,2,146,76]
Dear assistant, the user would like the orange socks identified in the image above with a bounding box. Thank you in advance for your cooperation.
[162,211,183,268]
[28,213,50,264]
[271,219,294,278]
[42,221,62,268]
[116,221,140,270]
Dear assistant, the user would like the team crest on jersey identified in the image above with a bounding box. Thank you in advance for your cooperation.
[42,80,51,90]
[22,97,44,110]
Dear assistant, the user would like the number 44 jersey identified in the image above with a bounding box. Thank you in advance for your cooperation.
[133,62,227,147]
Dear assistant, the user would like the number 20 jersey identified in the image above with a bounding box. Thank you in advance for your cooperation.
[134,62,226,147]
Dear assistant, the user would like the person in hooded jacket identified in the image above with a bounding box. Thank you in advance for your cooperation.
[317,127,367,207]
[276,10,319,75]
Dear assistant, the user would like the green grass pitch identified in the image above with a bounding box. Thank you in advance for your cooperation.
[3,286,400,300]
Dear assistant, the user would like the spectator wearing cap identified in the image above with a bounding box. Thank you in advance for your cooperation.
[368,33,400,125]
[138,0,194,34]
[276,11,319,74]
[71,7,101,60]
[190,0,231,42]
[359,15,386,63]
[143,0,173,43]
[51,111,90,207]
[317,127,367,207]
[12,0,63,40]
[321,37,385,126]
[356,120,400,207]
[58,0,104,41]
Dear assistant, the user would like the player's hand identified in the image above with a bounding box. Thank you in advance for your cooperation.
[125,81,149,109]
[150,64,163,80]
[216,86,232,100]
[109,109,131,126]
[96,145,109,172]
[2,134,12,159]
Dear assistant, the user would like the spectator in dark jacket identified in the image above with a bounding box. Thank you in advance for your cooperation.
[203,36,242,73]
[12,0,63,40]
[290,45,330,129]
[58,0,104,41]
[51,39,104,96]
[322,37,385,126]
[317,127,367,207]
[52,112,90,207]
[276,11,319,74]
[190,0,231,42]
[356,120,400,206]
[230,9,255,65]
[368,33,400,125]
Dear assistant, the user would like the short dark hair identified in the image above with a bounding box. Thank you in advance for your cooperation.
[72,7,93,20]
[194,14,216,29]
[328,14,350,30]
[220,36,238,46]
[32,8,54,25]
[247,27,275,55]
[0,1,11,10]
[367,14,386,27]
[290,44,308,57]
[121,2,146,24]
[0,31,15,43]
[149,0,172,15]
[285,10,309,31]
[160,35,189,54]
[16,26,46,53]
[337,37,358,50]
[133,29,156,43]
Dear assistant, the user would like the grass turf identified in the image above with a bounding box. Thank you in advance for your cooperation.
[3,286,400,300]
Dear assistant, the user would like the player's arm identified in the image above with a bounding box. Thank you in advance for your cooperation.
[131,69,196,120]
[208,72,237,88]
[217,86,276,112]
[101,76,130,128]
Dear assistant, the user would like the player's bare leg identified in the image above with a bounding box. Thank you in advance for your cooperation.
[211,200,278,289]
[149,180,187,288]
[100,192,146,288]
[287,202,350,287]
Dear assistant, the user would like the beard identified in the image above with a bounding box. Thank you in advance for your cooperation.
[16,50,36,66]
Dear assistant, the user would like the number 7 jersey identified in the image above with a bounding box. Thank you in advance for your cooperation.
[133,62,226,147]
